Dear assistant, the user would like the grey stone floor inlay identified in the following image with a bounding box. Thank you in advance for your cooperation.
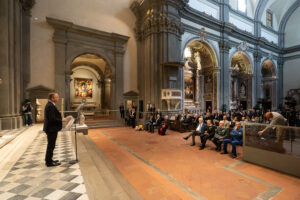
[0,131,89,200]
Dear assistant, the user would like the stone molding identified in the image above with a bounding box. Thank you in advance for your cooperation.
[46,17,129,115]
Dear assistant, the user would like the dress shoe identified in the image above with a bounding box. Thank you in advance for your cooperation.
[183,137,188,140]
[230,154,237,158]
[199,146,205,150]
[52,160,60,163]
[46,162,61,167]
[190,143,195,146]
[221,151,228,154]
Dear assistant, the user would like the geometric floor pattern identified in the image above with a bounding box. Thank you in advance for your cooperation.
[0,131,88,200]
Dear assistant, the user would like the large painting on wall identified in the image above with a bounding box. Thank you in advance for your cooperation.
[74,78,93,98]
[184,78,194,100]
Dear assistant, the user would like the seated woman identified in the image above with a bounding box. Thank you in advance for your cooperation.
[221,121,243,158]
[158,115,169,136]
[212,121,228,151]
[145,115,155,131]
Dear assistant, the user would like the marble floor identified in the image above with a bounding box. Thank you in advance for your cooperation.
[0,125,88,200]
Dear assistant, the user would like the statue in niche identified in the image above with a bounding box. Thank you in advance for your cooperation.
[233,64,240,72]
[194,52,202,70]
[184,58,193,71]
[240,83,246,98]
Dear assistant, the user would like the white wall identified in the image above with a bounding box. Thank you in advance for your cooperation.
[229,0,256,18]
[229,13,254,34]
[188,0,219,19]
[283,59,300,97]
[29,0,137,93]
[285,6,300,48]
[261,28,278,44]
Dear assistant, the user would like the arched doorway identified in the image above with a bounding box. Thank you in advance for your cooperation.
[183,40,218,111]
[261,59,277,110]
[70,53,111,119]
[230,52,253,110]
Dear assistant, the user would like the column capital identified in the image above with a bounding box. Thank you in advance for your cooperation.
[219,40,231,53]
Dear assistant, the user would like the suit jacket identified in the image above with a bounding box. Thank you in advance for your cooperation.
[195,123,207,135]
[130,112,136,119]
[43,102,62,133]
[230,127,243,142]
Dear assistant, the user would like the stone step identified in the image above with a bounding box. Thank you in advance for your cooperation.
[77,133,143,200]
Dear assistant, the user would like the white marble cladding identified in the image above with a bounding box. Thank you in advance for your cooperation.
[188,0,219,19]
[229,12,254,34]
[161,89,182,100]
[181,18,221,36]
[261,28,278,44]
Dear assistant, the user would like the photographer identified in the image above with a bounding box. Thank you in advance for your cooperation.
[22,99,33,126]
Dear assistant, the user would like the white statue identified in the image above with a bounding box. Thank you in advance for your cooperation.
[194,52,202,70]
[79,112,85,125]
[184,58,192,70]
[240,84,246,98]
[233,64,240,72]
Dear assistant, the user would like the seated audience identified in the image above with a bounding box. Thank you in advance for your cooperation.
[221,121,243,158]
[183,117,206,146]
[212,121,228,151]
[199,119,215,150]
[158,115,169,136]
[150,114,162,133]
[145,115,155,131]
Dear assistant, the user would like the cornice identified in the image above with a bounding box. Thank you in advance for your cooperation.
[46,17,129,44]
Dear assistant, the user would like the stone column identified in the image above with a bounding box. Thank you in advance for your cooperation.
[195,69,201,106]
[131,0,186,110]
[0,0,34,130]
[253,50,263,105]
[104,78,111,109]
[277,58,284,106]
[218,40,231,111]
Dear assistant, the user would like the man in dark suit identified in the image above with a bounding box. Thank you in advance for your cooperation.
[183,117,206,146]
[130,108,136,128]
[43,93,66,167]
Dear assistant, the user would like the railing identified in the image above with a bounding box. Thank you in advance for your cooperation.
[243,122,300,177]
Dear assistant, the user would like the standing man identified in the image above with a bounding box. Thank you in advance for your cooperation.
[130,108,136,128]
[119,103,125,118]
[43,93,66,167]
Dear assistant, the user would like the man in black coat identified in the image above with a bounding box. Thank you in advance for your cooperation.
[43,93,66,167]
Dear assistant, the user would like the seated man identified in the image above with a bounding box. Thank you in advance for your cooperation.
[150,114,162,133]
[183,117,206,146]
[145,115,155,131]
[221,121,243,158]
[158,115,170,136]
[182,114,193,132]
[199,119,215,150]
[212,121,228,151]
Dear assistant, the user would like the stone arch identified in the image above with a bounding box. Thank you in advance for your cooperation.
[71,61,105,80]
[278,0,300,47]
[230,51,254,109]
[260,59,277,109]
[183,39,219,111]
[47,17,129,118]
[66,49,115,78]
[229,50,254,74]
[182,37,219,67]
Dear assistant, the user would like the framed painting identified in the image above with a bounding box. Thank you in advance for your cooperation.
[74,78,93,98]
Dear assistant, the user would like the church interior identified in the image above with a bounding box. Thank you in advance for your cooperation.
[0,0,300,199]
